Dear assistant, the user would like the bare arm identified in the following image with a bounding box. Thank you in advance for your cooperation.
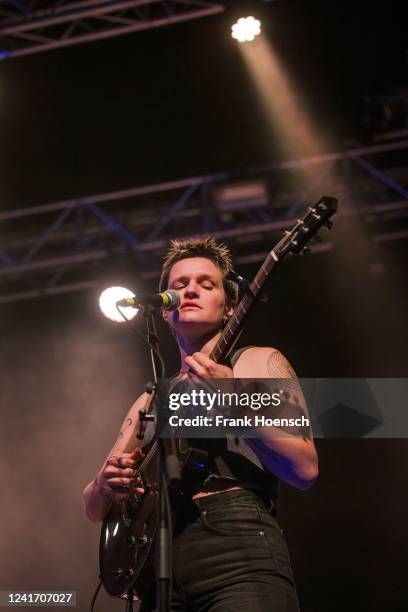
[82,391,152,522]
[233,347,318,491]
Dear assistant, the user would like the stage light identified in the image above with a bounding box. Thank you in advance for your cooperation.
[231,16,261,43]
[99,286,137,323]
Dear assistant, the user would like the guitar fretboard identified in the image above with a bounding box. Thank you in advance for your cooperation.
[210,247,280,364]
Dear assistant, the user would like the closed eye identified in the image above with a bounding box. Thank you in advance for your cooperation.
[171,280,187,289]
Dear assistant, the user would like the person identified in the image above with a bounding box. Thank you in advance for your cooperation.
[83,237,318,611]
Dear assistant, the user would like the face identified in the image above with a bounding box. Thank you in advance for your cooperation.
[162,257,233,337]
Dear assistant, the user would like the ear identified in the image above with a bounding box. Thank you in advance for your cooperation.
[223,304,234,322]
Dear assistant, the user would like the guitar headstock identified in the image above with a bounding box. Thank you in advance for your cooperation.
[276,196,338,257]
[213,196,337,364]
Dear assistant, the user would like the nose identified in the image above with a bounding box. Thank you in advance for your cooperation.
[183,281,199,298]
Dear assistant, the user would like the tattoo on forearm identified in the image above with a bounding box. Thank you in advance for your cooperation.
[116,417,133,442]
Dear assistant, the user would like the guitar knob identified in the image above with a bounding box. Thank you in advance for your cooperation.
[137,535,149,546]
[119,568,135,580]
[325,221,333,230]
[113,568,124,581]
[302,246,311,255]
[127,535,137,547]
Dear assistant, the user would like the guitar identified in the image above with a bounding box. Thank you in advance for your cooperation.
[99,196,338,600]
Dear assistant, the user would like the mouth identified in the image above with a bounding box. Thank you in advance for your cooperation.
[181,302,201,310]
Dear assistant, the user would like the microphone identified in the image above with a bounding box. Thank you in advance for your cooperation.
[116,290,180,311]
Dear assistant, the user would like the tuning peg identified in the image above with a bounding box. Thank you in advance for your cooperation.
[302,246,311,255]
[314,234,322,243]
[307,206,321,220]
[297,220,309,233]
[325,221,333,230]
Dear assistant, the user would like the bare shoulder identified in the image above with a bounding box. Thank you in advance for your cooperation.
[233,347,312,437]
[232,346,297,378]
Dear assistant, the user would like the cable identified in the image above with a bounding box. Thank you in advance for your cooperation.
[116,305,166,378]
[88,577,102,612]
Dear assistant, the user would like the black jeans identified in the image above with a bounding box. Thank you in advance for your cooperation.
[165,488,300,612]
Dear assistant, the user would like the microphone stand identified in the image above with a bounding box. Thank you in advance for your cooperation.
[138,306,181,612]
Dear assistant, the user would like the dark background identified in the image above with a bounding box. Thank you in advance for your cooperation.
[1,0,407,209]
[0,1,407,610]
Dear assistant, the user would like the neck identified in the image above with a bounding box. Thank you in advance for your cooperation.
[176,328,222,372]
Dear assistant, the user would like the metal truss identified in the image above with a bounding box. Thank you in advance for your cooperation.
[0,0,225,59]
[0,138,407,304]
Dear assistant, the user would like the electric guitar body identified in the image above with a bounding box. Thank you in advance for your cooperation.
[99,441,159,599]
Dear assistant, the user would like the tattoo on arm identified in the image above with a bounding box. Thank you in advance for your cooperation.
[266,350,311,440]
[266,351,300,396]
[116,417,133,443]
[266,350,296,379]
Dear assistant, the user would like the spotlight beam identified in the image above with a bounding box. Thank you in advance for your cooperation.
[236,36,333,179]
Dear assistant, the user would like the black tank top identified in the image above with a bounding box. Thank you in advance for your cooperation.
[189,346,280,514]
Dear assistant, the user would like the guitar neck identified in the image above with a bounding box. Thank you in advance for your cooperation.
[210,248,280,364]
